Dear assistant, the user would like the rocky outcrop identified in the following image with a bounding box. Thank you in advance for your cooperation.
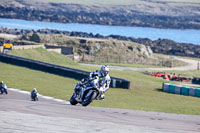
[21,33,41,43]
[128,38,200,58]
[71,38,154,64]
[0,1,200,29]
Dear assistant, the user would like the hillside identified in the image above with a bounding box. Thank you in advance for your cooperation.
[1,27,200,59]
[0,30,186,67]
[0,0,200,29]
[39,34,156,64]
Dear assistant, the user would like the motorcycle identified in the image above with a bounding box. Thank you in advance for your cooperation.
[31,91,38,101]
[70,76,104,106]
[1,84,8,94]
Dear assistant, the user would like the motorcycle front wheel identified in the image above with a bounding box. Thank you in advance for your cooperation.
[70,94,78,105]
[82,90,97,106]
[5,89,8,94]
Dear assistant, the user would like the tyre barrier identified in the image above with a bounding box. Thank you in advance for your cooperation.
[0,53,130,89]
[162,83,200,97]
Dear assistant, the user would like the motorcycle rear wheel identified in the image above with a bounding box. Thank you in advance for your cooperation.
[35,97,38,101]
[5,89,8,94]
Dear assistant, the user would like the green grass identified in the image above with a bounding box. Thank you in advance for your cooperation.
[84,53,187,68]
[0,62,78,99]
[11,47,100,71]
[11,48,78,67]
[1,47,199,115]
[11,47,186,70]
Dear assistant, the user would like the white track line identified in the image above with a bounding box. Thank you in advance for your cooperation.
[8,88,70,104]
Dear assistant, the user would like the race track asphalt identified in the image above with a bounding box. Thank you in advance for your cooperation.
[0,88,200,133]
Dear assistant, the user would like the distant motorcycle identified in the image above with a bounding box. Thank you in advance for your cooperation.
[1,84,8,94]
[70,76,103,106]
[31,91,38,101]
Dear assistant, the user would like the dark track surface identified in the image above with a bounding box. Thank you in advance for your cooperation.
[0,89,200,133]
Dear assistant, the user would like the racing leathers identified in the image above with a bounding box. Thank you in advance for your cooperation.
[89,70,111,99]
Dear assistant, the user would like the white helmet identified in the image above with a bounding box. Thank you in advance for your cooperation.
[101,65,109,76]
[0,81,3,84]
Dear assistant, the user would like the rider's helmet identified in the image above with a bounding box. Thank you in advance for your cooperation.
[33,88,37,92]
[101,65,109,76]
[0,81,3,84]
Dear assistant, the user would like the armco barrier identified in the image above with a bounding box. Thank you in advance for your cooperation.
[162,83,200,98]
[0,53,130,89]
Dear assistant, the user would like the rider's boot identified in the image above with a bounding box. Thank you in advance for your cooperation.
[99,93,105,100]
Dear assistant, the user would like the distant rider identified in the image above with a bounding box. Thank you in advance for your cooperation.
[31,88,38,101]
[0,81,8,94]
[89,65,111,100]
[0,81,3,91]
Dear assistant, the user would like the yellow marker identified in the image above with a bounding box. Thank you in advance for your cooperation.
[3,43,13,49]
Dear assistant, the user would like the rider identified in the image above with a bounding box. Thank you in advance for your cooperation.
[89,65,111,100]
[31,88,38,101]
[0,81,4,94]
[0,81,7,94]
[0,81,3,88]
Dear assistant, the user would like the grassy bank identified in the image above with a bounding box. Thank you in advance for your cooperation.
[0,62,77,99]
[0,48,199,115]
[83,53,187,68]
